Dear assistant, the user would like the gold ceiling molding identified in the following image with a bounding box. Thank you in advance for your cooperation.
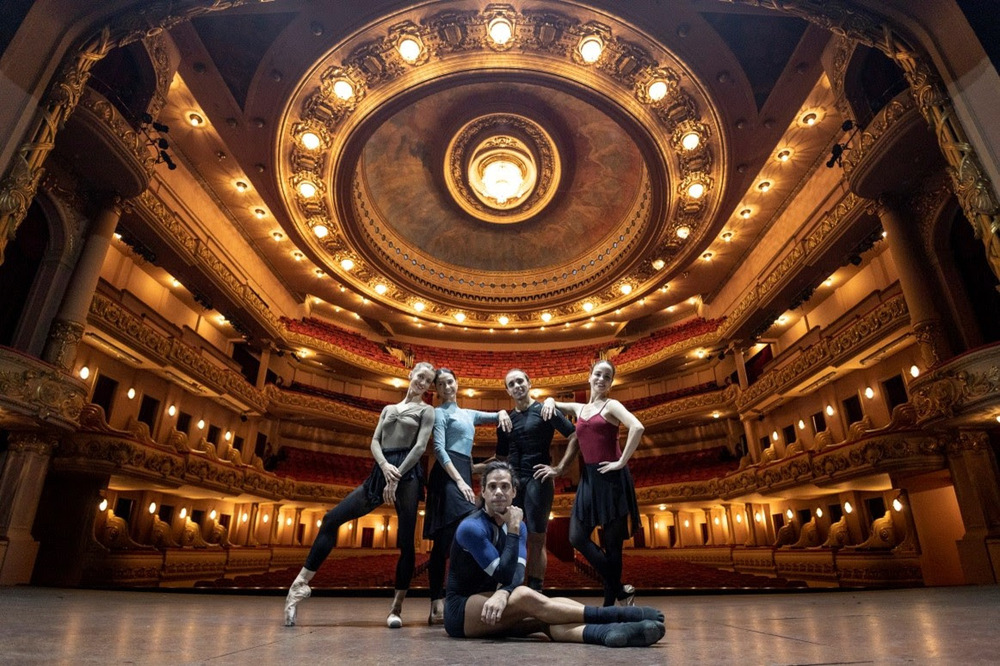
[278,2,723,326]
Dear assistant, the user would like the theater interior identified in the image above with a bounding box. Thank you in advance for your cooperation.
[2,0,1000,622]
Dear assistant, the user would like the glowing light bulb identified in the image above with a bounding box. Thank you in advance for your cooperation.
[648,80,668,101]
[300,132,321,150]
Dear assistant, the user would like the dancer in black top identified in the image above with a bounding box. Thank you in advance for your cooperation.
[444,460,665,648]
[495,368,576,591]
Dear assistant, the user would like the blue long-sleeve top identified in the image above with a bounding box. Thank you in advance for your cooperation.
[433,402,499,467]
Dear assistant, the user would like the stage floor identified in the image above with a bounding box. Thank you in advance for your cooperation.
[1,585,997,664]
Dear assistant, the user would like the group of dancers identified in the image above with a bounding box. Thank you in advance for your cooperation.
[283,360,665,648]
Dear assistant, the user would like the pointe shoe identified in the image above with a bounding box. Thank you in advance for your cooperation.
[387,609,403,628]
[428,599,445,625]
[284,580,312,627]
[615,584,636,607]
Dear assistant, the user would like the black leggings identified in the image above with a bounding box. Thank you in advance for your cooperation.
[428,522,458,601]
[304,477,421,589]
[569,514,629,606]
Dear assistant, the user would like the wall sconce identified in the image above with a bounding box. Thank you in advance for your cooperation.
[683,519,690,528]
[262,514,269,524]
[909,365,920,378]
[892,495,904,512]
[713,517,720,525]
[209,509,217,520]
[772,430,779,441]
[658,504,667,511]
[815,508,823,518]
[316,519,322,528]
[78,366,90,380]
[224,431,232,441]
[754,512,762,523]
[844,501,853,514]
[864,386,875,399]
[798,419,805,430]
[286,517,292,526]
[735,513,742,524]
[785,509,793,520]
[127,387,136,400]
[148,502,157,514]
[179,507,187,520]
[168,404,176,417]
[197,419,205,430]
[98,498,108,512]
[826,405,835,416]
[242,512,248,523]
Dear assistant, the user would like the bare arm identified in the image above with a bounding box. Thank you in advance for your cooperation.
[598,399,644,473]
[540,396,583,420]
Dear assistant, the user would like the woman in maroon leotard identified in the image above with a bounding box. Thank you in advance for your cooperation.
[540,359,644,606]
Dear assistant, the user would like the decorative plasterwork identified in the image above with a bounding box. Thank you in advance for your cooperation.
[722,191,870,340]
[278,3,723,327]
[633,409,944,504]
[0,346,88,431]
[735,293,910,411]
[88,292,268,412]
[910,342,1000,424]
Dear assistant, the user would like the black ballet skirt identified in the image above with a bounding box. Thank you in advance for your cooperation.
[423,451,476,539]
[362,447,425,506]
[572,463,640,536]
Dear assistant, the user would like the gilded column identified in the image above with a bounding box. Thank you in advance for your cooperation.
[293,507,303,546]
[703,508,715,546]
[0,432,56,585]
[670,510,682,548]
[945,431,1000,583]
[246,503,259,546]
[42,196,124,369]
[723,505,736,545]
[744,503,760,547]
[875,196,953,368]
[645,514,657,548]
[255,348,271,390]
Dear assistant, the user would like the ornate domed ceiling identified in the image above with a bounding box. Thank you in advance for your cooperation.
[277,3,726,329]
[151,0,832,347]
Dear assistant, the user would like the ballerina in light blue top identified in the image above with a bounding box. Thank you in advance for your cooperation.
[425,367,511,624]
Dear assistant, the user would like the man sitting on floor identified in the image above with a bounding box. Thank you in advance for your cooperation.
[443,460,665,647]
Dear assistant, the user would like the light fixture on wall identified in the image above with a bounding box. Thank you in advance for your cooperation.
[78,366,90,380]
[798,419,805,430]
[262,514,269,524]
[786,509,794,520]
[844,501,853,514]
[892,495,904,512]
[127,387,136,400]
[909,365,920,378]
[826,405,835,416]
[179,508,187,520]
[98,498,108,512]
[242,513,248,523]
[148,502,157,514]
[168,405,176,417]
[316,519,321,528]
[864,386,875,399]
[209,509,217,520]
[735,513,742,524]
[683,519,690,528]
[286,517,292,526]
[816,508,823,518]
[754,512,762,523]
